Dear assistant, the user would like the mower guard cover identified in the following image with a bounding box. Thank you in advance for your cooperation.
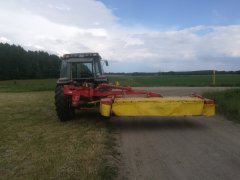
[100,96,215,117]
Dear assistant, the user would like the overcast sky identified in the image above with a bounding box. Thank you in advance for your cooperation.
[0,0,240,72]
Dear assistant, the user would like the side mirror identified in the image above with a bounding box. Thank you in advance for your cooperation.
[103,60,109,66]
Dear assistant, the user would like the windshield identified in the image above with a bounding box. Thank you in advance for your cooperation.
[71,62,93,78]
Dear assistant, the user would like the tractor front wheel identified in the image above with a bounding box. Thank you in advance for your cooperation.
[55,85,75,121]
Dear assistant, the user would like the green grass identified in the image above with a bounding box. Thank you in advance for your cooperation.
[204,89,240,122]
[0,91,117,179]
[108,74,240,87]
[0,74,239,92]
[0,79,56,92]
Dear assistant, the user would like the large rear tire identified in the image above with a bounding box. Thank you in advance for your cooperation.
[55,85,75,121]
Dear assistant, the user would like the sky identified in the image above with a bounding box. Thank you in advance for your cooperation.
[0,0,240,72]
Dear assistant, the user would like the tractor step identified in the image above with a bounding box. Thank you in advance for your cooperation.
[100,97,215,117]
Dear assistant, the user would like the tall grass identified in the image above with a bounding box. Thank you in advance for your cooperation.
[204,89,240,122]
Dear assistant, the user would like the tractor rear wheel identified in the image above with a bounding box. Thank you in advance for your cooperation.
[55,85,75,121]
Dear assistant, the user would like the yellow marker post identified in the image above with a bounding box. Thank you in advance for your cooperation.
[213,70,216,86]
[115,81,120,86]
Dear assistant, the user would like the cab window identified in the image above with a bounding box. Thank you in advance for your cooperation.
[71,62,93,78]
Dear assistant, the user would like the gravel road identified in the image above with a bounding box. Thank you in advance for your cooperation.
[109,87,240,180]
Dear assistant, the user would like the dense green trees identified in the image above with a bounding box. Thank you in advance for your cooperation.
[0,43,60,80]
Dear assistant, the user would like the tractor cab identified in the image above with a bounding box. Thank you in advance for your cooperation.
[57,53,108,85]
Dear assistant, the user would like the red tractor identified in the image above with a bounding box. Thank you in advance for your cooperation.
[55,53,214,121]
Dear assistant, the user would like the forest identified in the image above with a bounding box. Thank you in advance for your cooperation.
[0,43,60,80]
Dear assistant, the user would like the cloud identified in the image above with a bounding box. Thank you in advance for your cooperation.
[0,37,11,44]
[0,0,239,72]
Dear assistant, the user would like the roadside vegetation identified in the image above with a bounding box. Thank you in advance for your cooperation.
[204,89,240,123]
[0,91,117,179]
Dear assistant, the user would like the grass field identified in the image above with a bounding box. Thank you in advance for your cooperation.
[204,89,240,123]
[0,79,56,92]
[0,92,117,179]
[108,74,240,87]
[0,74,239,92]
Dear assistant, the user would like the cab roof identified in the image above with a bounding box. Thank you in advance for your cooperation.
[61,53,101,60]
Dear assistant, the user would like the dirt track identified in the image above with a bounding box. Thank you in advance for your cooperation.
[109,87,240,180]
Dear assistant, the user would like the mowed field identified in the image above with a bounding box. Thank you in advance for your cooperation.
[0,91,117,179]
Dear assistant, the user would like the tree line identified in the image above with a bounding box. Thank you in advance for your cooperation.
[0,43,60,80]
